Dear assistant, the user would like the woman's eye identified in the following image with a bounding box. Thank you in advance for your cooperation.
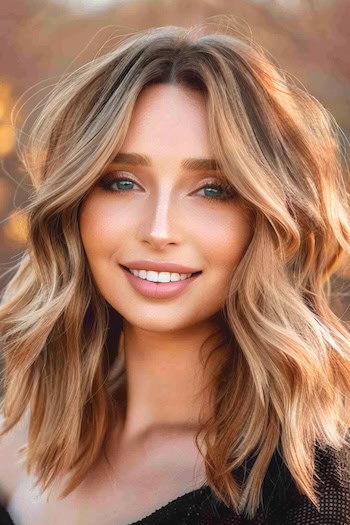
[197,182,237,201]
[98,172,237,202]
[98,172,139,192]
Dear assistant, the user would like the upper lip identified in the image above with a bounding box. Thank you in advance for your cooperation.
[121,260,202,274]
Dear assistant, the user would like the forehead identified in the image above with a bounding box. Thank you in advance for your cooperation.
[120,84,213,160]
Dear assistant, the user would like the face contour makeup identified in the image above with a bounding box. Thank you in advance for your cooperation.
[79,84,253,333]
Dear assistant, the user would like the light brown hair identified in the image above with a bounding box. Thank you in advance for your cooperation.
[1,20,350,519]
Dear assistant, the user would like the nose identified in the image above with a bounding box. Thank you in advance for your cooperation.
[139,188,181,250]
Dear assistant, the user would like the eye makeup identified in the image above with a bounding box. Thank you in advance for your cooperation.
[98,170,238,202]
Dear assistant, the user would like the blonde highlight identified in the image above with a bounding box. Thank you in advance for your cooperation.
[1,19,350,520]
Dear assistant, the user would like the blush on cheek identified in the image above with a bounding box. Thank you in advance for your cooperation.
[213,221,252,270]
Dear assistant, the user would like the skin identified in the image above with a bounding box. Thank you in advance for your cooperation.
[79,83,253,447]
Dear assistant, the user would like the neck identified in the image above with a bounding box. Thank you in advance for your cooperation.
[113,316,229,442]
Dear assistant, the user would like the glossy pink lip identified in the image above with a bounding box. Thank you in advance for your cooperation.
[121,260,201,274]
[120,265,202,299]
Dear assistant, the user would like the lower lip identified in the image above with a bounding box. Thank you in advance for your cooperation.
[120,266,201,299]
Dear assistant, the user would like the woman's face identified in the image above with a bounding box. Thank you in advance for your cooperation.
[79,84,253,333]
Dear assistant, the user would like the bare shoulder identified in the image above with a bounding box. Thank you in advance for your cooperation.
[0,410,29,507]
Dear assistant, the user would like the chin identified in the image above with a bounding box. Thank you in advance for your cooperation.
[121,310,202,333]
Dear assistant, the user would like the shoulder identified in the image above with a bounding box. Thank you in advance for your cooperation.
[0,410,29,507]
[265,437,350,524]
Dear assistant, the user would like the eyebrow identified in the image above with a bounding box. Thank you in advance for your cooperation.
[110,152,221,171]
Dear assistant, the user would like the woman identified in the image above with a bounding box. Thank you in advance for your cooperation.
[0,21,350,524]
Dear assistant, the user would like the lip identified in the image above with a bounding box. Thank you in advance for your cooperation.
[121,260,201,274]
[120,265,202,299]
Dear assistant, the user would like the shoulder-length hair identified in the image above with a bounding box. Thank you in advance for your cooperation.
[1,21,350,520]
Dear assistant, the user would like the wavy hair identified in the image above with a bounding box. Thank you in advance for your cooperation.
[1,20,350,519]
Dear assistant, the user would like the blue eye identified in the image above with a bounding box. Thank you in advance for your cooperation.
[105,179,136,191]
[99,174,139,192]
[98,173,237,202]
[197,183,236,201]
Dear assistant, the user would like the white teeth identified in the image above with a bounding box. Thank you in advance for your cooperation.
[129,269,193,283]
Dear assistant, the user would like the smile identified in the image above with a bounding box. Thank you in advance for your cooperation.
[122,266,200,283]
[119,265,202,299]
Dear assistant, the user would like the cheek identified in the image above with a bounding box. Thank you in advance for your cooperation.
[200,207,253,272]
[79,194,253,274]
[79,197,131,257]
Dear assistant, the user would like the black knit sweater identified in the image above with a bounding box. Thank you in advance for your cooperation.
[1,439,349,524]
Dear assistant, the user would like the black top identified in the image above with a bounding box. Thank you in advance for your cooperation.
[1,439,349,525]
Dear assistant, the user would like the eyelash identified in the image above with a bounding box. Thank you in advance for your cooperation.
[98,172,237,202]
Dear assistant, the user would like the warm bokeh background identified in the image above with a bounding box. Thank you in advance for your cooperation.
[1,0,350,317]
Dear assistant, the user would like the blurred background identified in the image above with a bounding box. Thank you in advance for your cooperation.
[0,0,350,317]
